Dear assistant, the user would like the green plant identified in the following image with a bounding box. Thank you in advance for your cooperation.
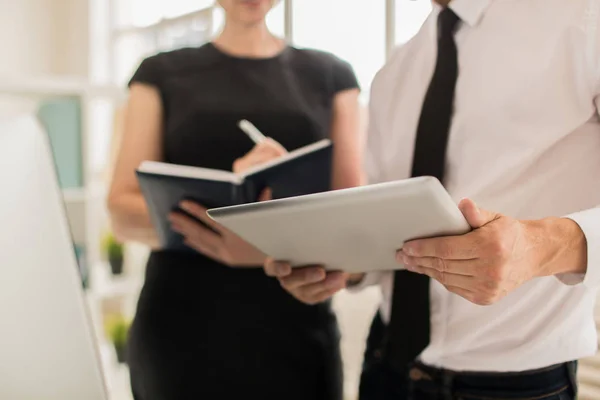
[101,232,123,260]
[104,314,131,363]
[104,314,130,347]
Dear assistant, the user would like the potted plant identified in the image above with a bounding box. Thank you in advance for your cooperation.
[104,314,131,364]
[102,232,124,275]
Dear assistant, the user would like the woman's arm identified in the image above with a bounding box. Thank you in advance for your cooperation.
[107,83,164,247]
[329,88,366,189]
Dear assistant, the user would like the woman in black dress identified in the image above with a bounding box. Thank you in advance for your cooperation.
[107,0,363,399]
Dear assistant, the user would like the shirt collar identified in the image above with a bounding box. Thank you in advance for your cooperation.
[433,0,493,27]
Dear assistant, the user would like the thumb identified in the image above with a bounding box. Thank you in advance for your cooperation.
[258,187,272,202]
[458,198,496,229]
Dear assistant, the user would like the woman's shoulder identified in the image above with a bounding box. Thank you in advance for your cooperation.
[136,44,221,75]
[129,44,224,89]
[286,47,360,93]
[286,47,351,70]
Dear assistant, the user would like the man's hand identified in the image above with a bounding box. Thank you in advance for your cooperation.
[169,200,268,267]
[263,260,364,305]
[397,198,588,306]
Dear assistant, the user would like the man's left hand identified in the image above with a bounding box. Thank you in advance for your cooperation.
[397,198,587,306]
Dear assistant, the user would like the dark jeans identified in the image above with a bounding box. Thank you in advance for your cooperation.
[359,313,578,400]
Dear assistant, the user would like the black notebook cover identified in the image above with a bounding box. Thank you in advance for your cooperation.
[137,139,333,251]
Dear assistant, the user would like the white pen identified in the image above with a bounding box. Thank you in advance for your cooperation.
[238,119,267,144]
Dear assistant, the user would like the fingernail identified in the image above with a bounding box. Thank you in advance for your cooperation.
[401,254,410,265]
[311,269,325,281]
[179,201,190,211]
[403,245,414,256]
[276,264,289,276]
[327,275,344,289]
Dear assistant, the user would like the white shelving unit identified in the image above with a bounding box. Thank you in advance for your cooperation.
[0,76,139,399]
[0,76,124,268]
[0,76,124,98]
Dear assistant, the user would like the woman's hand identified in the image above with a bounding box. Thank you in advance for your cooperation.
[233,138,287,173]
[263,261,349,305]
[169,138,284,266]
[169,200,268,267]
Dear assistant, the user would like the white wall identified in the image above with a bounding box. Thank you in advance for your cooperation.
[0,0,56,76]
[55,0,90,76]
[0,0,76,76]
[0,0,88,117]
[0,0,88,76]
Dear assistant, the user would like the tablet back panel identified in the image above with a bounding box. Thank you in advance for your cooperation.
[208,177,470,273]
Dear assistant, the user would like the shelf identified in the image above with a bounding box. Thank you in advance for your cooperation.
[62,188,87,202]
[87,262,143,300]
[62,184,107,203]
[0,75,125,99]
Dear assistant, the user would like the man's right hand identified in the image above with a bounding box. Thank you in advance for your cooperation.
[263,258,364,305]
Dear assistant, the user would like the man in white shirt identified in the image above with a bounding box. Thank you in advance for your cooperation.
[264,0,600,399]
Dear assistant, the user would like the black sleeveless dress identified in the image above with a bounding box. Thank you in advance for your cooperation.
[126,43,359,400]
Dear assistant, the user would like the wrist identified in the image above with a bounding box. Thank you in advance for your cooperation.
[531,217,587,277]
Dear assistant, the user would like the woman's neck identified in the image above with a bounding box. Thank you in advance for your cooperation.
[213,22,284,58]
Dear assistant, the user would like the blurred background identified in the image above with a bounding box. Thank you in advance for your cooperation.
[1,1,599,399]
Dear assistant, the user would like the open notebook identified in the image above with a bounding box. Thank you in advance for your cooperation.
[136,139,333,250]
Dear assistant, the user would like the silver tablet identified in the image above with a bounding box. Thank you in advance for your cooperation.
[207,177,471,273]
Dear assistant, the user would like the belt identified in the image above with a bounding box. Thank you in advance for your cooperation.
[408,361,577,399]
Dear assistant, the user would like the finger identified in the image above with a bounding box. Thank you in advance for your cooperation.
[177,201,207,218]
[307,288,343,304]
[259,138,287,156]
[233,141,287,173]
[458,198,498,229]
[407,265,475,290]
[402,234,480,260]
[169,213,223,250]
[294,271,346,297]
[258,187,272,202]
[183,238,220,260]
[169,212,197,235]
[299,285,344,305]
[246,151,283,167]
[397,253,479,277]
[264,259,292,277]
[179,201,222,232]
[279,266,327,291]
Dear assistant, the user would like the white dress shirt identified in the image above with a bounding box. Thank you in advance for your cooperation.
[358,0,600,372]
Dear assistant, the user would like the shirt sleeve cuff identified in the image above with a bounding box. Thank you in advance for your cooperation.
[346,271,382,292]
[557,207,600,287]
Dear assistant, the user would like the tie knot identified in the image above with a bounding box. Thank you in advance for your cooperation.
[438,8,461,38]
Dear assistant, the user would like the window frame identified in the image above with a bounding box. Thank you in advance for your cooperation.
[106,0,428,86]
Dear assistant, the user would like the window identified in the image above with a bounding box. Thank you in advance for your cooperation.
[292,0,386,102]
[106,1,435,89]
[113,0,214,28]
[211,1,285,37]
[110,1,213,87]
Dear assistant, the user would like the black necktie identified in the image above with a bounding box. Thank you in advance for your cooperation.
[387,8,461,368]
